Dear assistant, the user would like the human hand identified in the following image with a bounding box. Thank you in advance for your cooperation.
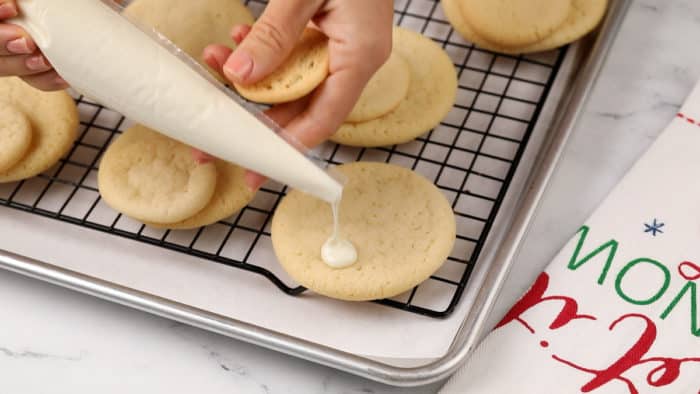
[0,0,68,90]
[201,0,394,190]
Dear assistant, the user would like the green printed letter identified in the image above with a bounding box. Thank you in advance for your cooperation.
[615,258,670,305]
[567,226,619,285]
[660,281,699,337]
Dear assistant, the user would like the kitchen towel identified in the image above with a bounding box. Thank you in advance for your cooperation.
[440,79,700,394]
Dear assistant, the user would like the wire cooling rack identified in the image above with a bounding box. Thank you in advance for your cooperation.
[0,0,566,318]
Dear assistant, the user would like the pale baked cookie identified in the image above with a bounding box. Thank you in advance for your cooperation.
[0,102,32,173]
[460,0,571,48]
[98,125,218,224]
[442,0,608,54]
[346,52,411,123]
[124,0,254,79]
[0,77,78,183]
[235,29,330,104]
[331,27,457,147]
[146,159,254,230]
[271,162,456,301]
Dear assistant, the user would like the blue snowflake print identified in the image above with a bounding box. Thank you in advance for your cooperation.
[643,219,665,237]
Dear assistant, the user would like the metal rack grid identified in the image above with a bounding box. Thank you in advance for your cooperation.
[0,0,566,318]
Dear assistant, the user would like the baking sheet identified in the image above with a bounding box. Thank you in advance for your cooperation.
[0,0,569,362]
[0,206,471,360]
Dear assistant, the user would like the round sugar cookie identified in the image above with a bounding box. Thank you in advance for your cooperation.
[124,0,254,79]
[235,29,330,104]
[98,125,218,224]
[331,27,457,148]
[0,103,32,173]
[146,159,254,230]
[347,52,411,123]
[459,0,571,48]
[442,0,608,54]
[271,162,456,301]
[0,77,78,183]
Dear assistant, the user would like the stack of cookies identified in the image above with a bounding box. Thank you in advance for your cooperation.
[0,77,78,184]
[442,0,608,54]
[332,27,458,148]
[98,125,254,229]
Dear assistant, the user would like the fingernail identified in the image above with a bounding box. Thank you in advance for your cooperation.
[223,51,253,82]
[26,54,49,71]
[7,37,33,54]
[0,3,18,18]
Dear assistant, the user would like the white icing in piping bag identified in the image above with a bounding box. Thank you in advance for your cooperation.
[11,0,343,204]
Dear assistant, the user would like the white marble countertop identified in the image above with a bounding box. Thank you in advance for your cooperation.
[2,1,699,393]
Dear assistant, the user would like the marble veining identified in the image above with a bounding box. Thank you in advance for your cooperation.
[0,347,83,362]
[0,1,698,393]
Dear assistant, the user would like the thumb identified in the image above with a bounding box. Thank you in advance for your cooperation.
[222,0,323,85]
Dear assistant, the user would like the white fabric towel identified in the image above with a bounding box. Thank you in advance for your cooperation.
[440,80,700,394]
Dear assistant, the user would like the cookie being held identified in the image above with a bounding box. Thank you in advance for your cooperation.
[271,162,456,301]
[234,29,330,104]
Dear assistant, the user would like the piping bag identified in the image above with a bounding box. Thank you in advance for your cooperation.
[10,0,343,204]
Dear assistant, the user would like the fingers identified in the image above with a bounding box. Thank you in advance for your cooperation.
[202,24,249,75]
[241,71,369,191]
[0,0,17,19]
[0,13,47,78]
[281,67,369,149]
[202,44,232,72]
[243,70,368,192]
[201,21,314,191]
[197,24,306,184]
[222,0,324,85]
[0,2,64,90]
[231,24,252,45]
[0,24,35,55]
[21,70,68,91]
[265,98,310,128]
[0,52,51,76]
